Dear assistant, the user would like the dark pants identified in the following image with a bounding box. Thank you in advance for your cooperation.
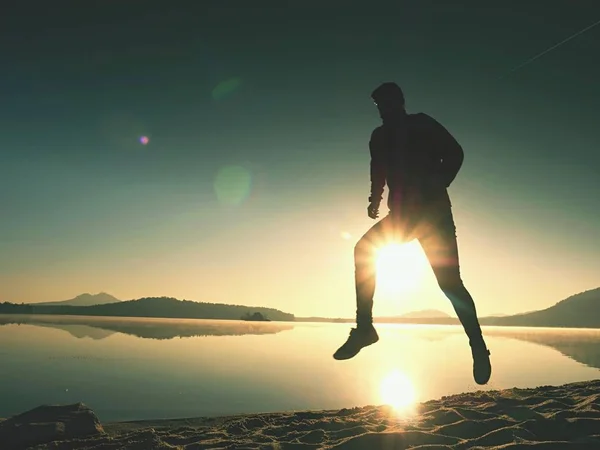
[354,203,484,344]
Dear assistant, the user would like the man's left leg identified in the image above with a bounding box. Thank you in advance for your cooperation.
[417,207,491,385]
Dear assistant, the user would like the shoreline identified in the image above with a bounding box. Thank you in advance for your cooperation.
[2,379,600,449]
[4,313,600,331]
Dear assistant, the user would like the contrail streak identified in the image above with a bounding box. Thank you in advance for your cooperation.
[499,17,600,79]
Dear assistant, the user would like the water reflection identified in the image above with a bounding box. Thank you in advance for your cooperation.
[379,369,417,413]
[2,317,600,371]
[0,315,293,340]
[370,324,600,371]
[0,317,599,422]
[415,325,600,369]
[2,316,600,371]
[484,327,600,370]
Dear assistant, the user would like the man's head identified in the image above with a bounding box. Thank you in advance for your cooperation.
[371,82,405,118]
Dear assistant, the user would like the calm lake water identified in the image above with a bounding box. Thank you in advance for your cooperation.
[1,315,600,422]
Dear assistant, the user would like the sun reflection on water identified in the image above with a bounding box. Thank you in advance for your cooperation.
[379,369,417,413]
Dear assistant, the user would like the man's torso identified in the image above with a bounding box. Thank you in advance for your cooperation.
[371,113,451,213]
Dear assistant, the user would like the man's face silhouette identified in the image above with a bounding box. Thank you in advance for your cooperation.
[374,97,404,119]
[372,83,405,119]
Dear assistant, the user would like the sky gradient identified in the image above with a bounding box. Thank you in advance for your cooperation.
[1,1,599,318]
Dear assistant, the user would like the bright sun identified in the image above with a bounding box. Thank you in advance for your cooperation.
[380,369,417,412]
[375,241,426,294]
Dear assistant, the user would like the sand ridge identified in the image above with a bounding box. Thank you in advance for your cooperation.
[10,379,600,449]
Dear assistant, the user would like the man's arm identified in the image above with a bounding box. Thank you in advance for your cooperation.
[421,114,464,187]
[369,127,386,203]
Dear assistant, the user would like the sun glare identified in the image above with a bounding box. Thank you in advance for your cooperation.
[380,370,417,412]
[375,242,425,293]
[380,369,417,412]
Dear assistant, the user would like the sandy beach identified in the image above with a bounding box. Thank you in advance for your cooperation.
[2,379,599,449]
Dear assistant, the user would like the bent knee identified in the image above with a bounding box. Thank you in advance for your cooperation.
[437,275,465,293]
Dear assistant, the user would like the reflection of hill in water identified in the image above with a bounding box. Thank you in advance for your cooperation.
[32,323,116,340]
[0,315,294,340]
[484,327,600,371]
[2,316,599,370]
[381,325,600,370]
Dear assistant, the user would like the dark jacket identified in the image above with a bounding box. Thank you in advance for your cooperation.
[369,112,463,214]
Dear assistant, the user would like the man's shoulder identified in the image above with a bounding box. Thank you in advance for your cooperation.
[370,125,385,135]
[369,113,445,140]
[408,112,439,127]
[369,125,386,143]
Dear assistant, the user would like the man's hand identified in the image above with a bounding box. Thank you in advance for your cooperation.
[367,200,380,219]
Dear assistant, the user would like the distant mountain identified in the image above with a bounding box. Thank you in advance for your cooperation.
[35,293,120,307]
[482,287,600,328]
[295,287,600,329]
[295,310,453,324]
[294,310,451,323]
[2,287,598,329]
[400,309,451,319]
[0,296,295,322]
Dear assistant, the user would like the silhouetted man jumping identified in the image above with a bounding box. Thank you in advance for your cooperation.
[333,82,492,385]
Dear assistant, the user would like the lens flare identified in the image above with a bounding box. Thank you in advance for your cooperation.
[212,77,243,100]
[214,165,252,206]
[100,112,148,149]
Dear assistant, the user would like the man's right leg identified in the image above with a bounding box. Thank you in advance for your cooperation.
[354,215,393,327]
[333,215,395,360]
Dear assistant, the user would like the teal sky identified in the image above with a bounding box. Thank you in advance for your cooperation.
[1,2,598,318]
